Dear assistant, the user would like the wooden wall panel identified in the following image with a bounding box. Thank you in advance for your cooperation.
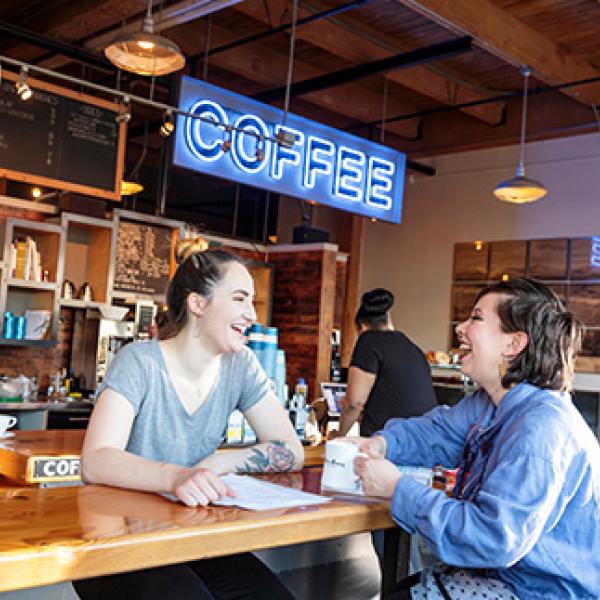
[451,285,483,322]
[453,242,488,281]
[568,284,600,327]
[334,260,347,331]
[269,250,335,402]
[528,239,568,279]
[570,238,600,279]
[489,241,527,280]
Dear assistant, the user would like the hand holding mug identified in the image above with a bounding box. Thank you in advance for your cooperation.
[345,435,387,457]
[354,454,402,498]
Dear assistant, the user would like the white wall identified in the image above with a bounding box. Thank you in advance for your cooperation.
[361,132,600,352]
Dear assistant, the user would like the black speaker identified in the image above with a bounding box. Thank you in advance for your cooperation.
[292,225,330,244]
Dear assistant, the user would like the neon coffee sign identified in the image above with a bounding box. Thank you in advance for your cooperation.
[174,77,405,223]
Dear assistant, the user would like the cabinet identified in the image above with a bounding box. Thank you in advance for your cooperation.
[59,212,116,309]
[0,219,63,346]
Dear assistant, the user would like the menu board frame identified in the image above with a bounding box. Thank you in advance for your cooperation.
[112,209,185,300]
[0,70,126,200]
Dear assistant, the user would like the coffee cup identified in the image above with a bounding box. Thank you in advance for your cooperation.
[0,415,17,437]
[321,439,367,494]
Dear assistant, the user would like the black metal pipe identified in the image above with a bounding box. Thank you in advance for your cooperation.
[406,159,435,176]
[252,36,472,103]
[0,20,112,72]
[369,72,600,126]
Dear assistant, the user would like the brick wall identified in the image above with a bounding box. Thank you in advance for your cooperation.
[0,308,72,389]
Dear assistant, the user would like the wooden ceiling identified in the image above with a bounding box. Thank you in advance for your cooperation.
[2,0,600,167]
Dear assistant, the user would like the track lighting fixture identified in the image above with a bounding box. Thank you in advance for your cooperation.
[15,66,32,101]
[160,110,175,137]
[115,97,132,124]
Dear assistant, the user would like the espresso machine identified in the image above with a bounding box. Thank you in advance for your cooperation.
[69,309,135,394]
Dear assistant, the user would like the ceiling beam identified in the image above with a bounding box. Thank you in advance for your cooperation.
[395,0,600,105]
[254,36,472,103]
[174,21,421,139]
[234,0,504,126]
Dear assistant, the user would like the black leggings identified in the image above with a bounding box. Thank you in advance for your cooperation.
[73,552,294,600]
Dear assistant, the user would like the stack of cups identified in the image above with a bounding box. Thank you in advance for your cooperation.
[247,323,264,365]
[275,349,287,407]
[263,327,278,379]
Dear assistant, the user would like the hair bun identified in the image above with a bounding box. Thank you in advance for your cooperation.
[361,288,394,316]
[175,237,209,265]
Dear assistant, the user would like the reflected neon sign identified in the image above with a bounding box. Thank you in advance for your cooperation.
[174,77,404,223]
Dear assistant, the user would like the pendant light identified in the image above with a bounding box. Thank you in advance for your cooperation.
[493,67,548,204]
[104,0,185,77]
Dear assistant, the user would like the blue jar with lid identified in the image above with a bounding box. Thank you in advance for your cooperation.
[3,312,15,339]
[15,315,26,340]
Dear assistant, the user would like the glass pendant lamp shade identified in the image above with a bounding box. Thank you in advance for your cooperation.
[493,67,547,204]
[104,3,185,76]
[493,170,548,204]
[120,180,144,195]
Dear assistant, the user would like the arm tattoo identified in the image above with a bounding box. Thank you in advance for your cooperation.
[237,441,295,473]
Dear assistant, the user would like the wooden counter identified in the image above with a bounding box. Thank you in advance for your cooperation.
[0,468,395,592]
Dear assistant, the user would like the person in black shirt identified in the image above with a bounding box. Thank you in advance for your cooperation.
[335,288,436,437]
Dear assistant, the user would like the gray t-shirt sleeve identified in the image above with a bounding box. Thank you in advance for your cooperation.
[236,346,272,413]
[96,342,149,414]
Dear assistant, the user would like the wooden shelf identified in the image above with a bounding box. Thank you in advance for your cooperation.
[7,279,57,291]
[59,299,104,310]
[0,338,55,348]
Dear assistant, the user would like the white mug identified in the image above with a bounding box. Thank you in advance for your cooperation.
[321,439,367,494]
[0,415,17,436]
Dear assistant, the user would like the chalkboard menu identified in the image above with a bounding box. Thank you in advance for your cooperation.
[114,221,173,295]
[0,72,124,200]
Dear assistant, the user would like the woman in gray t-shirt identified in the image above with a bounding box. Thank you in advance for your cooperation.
[75,242,302,600]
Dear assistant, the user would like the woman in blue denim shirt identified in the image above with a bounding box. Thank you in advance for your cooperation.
[355,278,600,599]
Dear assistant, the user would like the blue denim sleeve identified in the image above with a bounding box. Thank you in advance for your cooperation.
[390,450,562,568]
[377,391,488,468]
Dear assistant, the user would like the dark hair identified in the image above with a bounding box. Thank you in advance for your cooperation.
[475,278,582,391]
[159,239,244,340]
[355,288,394,328]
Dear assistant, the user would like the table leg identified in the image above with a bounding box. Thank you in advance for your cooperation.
[381,527,411,598]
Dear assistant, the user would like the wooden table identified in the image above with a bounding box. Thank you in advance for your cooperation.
[0,431,325,485]
[0,434,406,595]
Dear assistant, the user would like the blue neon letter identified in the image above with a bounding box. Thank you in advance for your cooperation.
[185,100,228,162]
[304,136,334,189]
[366,157,395,210]
[231,114,270,174]
[271,126,304,181]
[334,146,365,202]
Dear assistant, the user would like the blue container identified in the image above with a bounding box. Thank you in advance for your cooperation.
[263,327,278,379]
[3,312,14,339]
[15,315,26,340]
[247,323,264,366]
[275,349,287,406]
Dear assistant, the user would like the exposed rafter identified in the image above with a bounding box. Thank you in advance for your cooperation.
[395,0,600,105]
[234,0,505,126]
[253,37,473,103]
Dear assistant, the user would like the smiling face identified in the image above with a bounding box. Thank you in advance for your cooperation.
[455,292,524,394]
[190,261,256,354]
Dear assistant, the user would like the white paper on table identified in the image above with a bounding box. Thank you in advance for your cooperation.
[210,474,332,511]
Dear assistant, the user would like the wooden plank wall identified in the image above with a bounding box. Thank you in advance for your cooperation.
[268,249,336,402]
[452,237,600,371]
